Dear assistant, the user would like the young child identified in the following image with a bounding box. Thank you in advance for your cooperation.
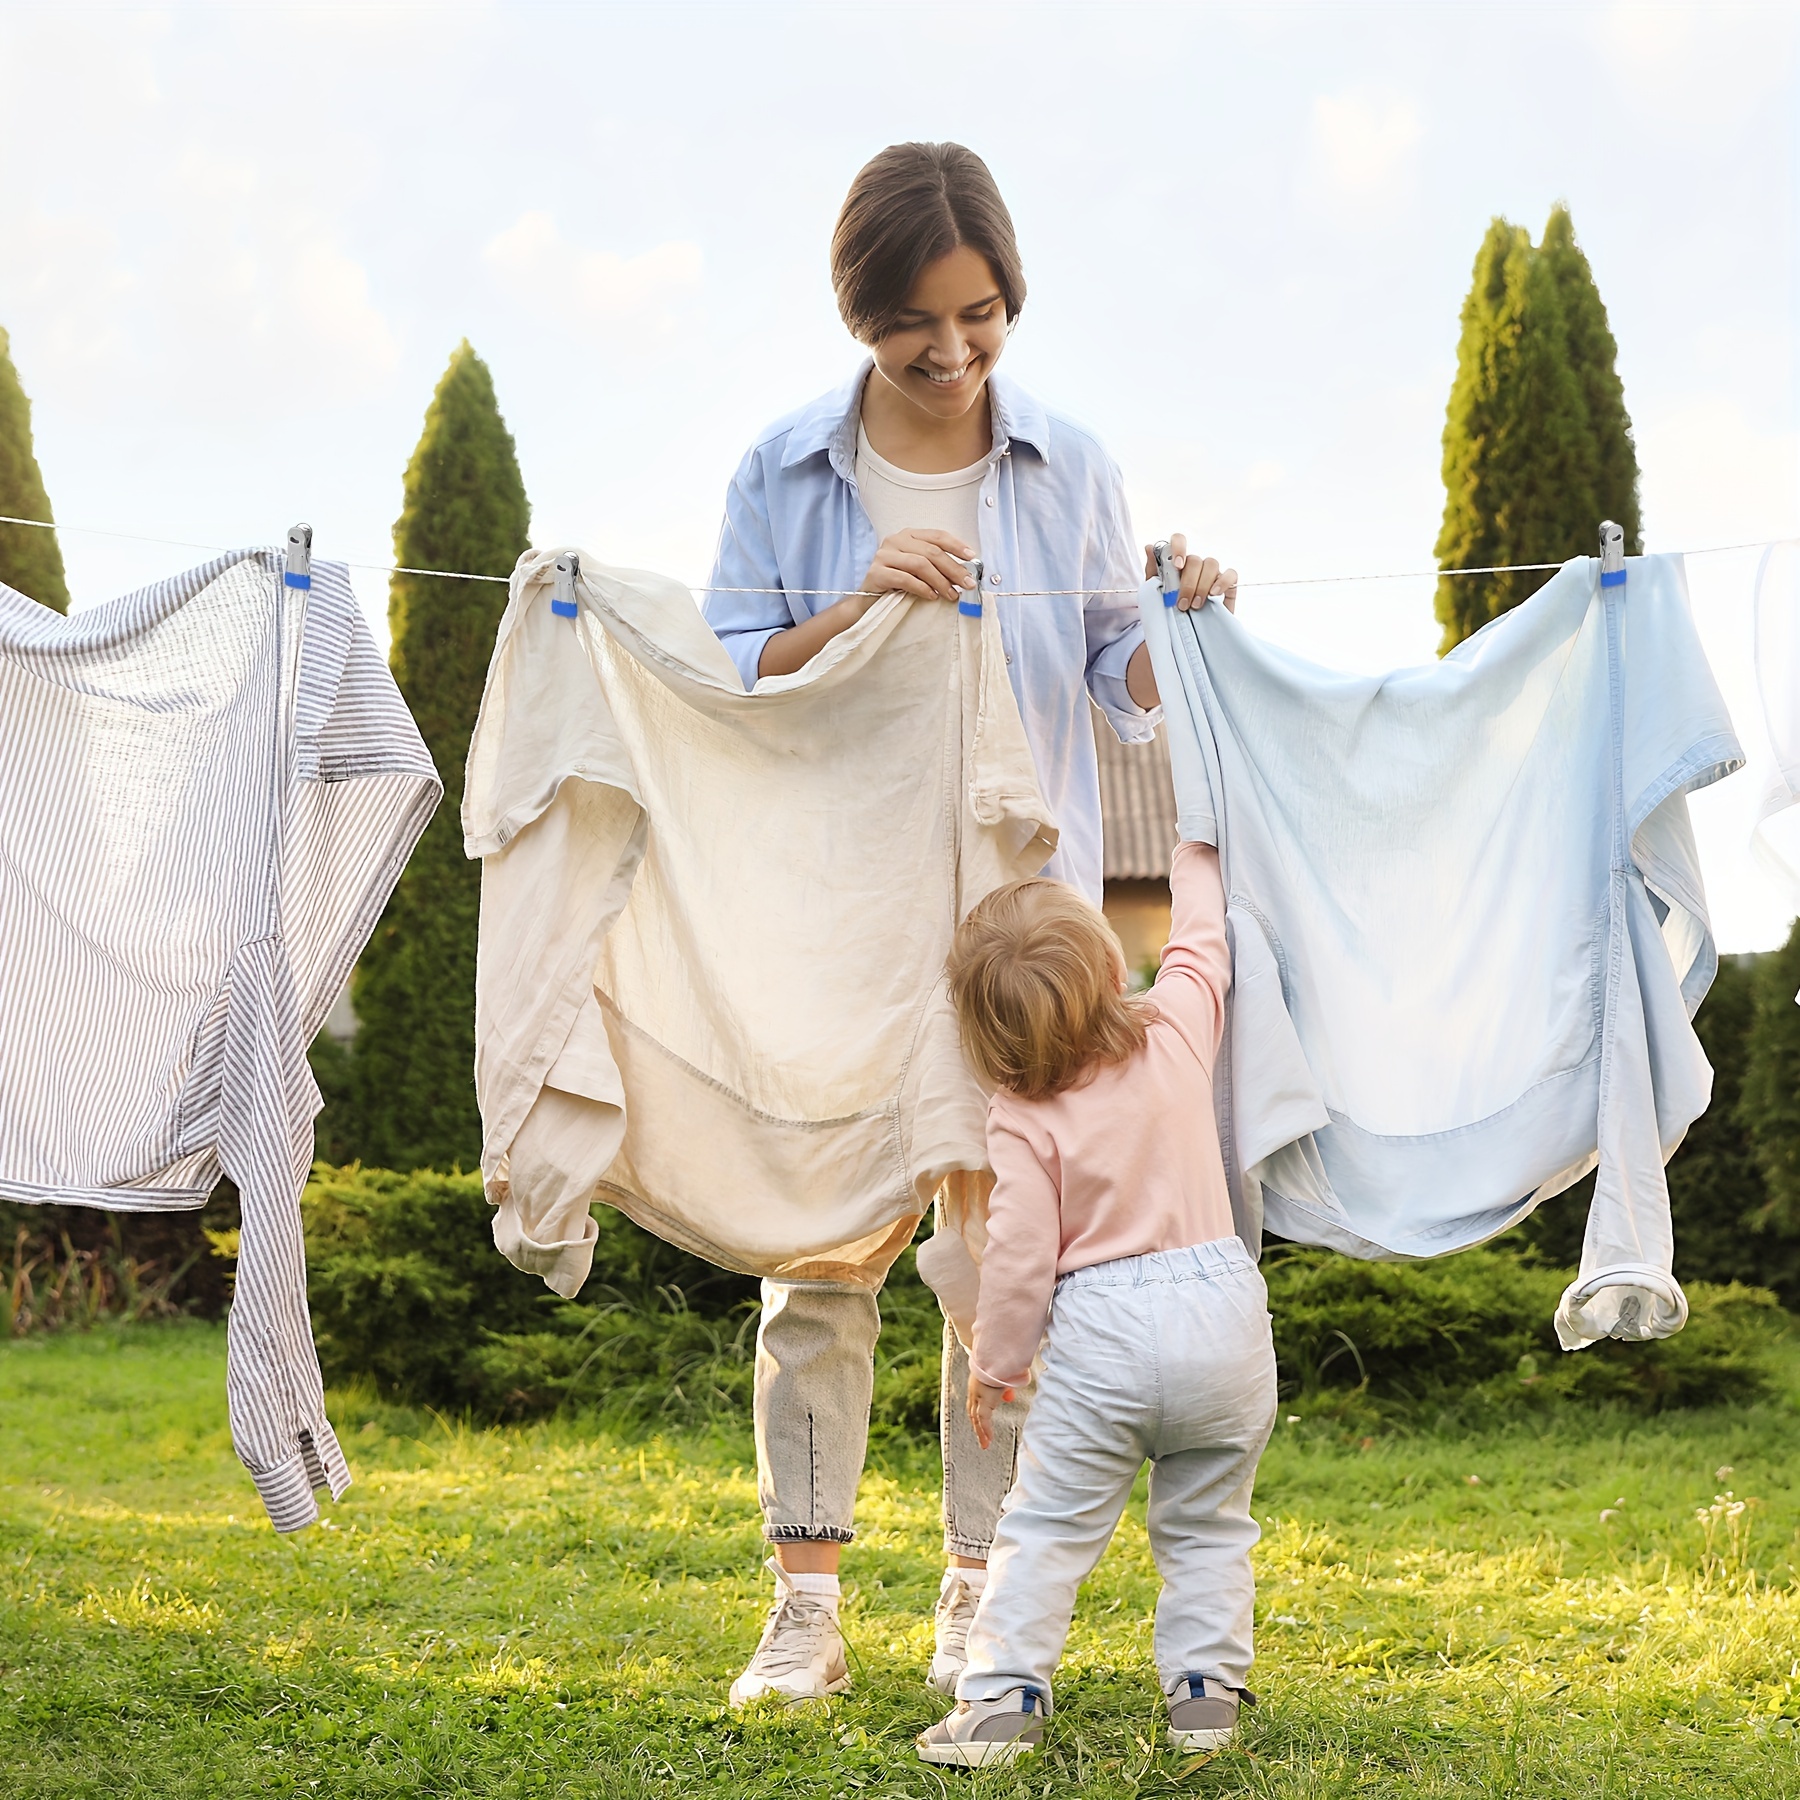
[916,839,1278,1768]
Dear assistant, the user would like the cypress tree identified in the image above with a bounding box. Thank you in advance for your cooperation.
[1540,205,1642,557]
[0,326,71,612]
[1738,920,1800,1244]
[351,342,529,1170]
[1434,207,1638,652]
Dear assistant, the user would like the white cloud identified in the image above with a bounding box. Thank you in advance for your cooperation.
[483,212,703,338]
[1636,394,1800,548]
[1308,91,1424,205]
[0,139,398,420]
[0,206,137,393]
[1592,1,1796,111]
[1600,0,1700,70]
[146,162,399,412]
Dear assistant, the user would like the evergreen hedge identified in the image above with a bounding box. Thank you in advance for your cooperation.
[0,325,71,612]
[1267,1244,1782,1414]
[347,343,529,1171]
[1740,919,1800,1237]
[1435,205,1640,651]
[296,1166,1785,1428]
[1515,954,1800,1309]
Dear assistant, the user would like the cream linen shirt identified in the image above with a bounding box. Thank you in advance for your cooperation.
[464,548,1058,1298]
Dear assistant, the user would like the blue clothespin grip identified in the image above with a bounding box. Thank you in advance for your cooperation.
[1153,539,1179,607]
[958,558,985,617]
[551,552,580,618]
[285,523,312,590]
[1599,519,1625,588]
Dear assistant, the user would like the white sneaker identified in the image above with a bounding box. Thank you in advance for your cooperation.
[917,1686,1048,1767]
[926,1567,984,1694]
[728,1559,851,1706]
[1165,1674,1253,1751]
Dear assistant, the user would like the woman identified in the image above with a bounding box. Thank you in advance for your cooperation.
[705,140,1234,1706]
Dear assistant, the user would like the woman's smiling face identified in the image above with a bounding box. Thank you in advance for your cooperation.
[868,243,1009,423]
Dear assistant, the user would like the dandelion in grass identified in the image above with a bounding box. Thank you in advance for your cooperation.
[1695,1489,1758,1581]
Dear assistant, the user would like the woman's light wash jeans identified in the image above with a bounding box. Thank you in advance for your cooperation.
[753,1280,1028,1555]
[958,1240,1277,1706]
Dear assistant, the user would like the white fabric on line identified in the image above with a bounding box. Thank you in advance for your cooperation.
[464,549,1056,1297]
[1749,539,1800,914]
[1141,553,1742,1350]
[0,552,439,1528]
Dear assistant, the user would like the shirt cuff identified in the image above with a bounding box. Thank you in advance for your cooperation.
[970,1359,1029,1391]
[719,626,781,693]
[1090,628,1161,743]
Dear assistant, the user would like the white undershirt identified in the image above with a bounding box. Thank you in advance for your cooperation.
[854,419,987,561]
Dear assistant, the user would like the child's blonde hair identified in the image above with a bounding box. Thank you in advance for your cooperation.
[947,879,1157,1099]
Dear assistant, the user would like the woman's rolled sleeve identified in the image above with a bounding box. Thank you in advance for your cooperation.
[705,445,795,692]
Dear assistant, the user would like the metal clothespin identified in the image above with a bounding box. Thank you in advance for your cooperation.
[284,523,313,591]
[551,552,580,619]
[1599,519,1625,589]
[959,558,985,618]
[1153,539,1179,607]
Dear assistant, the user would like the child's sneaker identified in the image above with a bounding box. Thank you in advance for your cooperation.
[916,1686,1047,1767]
[926,1567,984,1693]
[1165,1674,1254,1751]
[728,1560,850,1706]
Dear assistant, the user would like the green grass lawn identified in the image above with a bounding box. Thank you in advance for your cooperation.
[4,1322,1800,1798]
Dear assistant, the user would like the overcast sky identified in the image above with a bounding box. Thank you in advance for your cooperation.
[2,0,1796,945]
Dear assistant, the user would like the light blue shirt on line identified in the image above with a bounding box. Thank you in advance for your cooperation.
[702,361,1158,900]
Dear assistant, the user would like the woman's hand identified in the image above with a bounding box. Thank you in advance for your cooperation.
[757,528,977,676]
[1144,532,1238,613]
[862,529,979,603]
[966,1371,1014,1451]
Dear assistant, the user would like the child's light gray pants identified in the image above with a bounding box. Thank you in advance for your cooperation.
[753,1280,1028,1555]
[958,1239,1278,1705]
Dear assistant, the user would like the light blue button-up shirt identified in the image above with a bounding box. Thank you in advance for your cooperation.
[703,362,1157,901]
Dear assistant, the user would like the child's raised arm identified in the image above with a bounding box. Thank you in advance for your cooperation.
[1151,841,1230,1071]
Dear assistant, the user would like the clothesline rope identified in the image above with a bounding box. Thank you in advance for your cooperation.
[0,513,1786,598]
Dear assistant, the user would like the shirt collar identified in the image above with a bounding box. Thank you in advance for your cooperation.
[780,359,1052,473]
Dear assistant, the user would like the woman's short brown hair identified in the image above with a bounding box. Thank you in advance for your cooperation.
[947,879,1156,1101]
[831,142,1026,344]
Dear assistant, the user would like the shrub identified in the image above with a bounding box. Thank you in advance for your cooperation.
[295,1167,1786,1432]
[301,1164,755,1418]
[1265,1243,1785,1415]
[300,1164,947,1431]
[1740,919,1800,1239]
[0,1190,238,1335]
[1513,953,1800,1309]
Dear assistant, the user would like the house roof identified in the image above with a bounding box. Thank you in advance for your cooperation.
[1093,707,1179,881]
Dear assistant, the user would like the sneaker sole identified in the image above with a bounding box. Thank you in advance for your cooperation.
[917,1738,1038,1768]
[728,1673,852,1708]
[1168,1724,1236,1752]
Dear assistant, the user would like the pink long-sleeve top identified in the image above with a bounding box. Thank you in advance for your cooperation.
[970,842,1236,1390]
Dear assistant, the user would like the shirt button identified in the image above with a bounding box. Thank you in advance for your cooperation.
[989,571,1001,586]
[984,493,995,507]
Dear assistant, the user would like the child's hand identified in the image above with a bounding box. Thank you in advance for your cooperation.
[1143,532,1238,613]
[966,1372,1014,1451]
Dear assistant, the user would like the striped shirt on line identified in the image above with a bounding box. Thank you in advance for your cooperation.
[0,551,439,1530]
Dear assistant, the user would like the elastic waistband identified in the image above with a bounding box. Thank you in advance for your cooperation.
[1055,1236,1257,1292]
